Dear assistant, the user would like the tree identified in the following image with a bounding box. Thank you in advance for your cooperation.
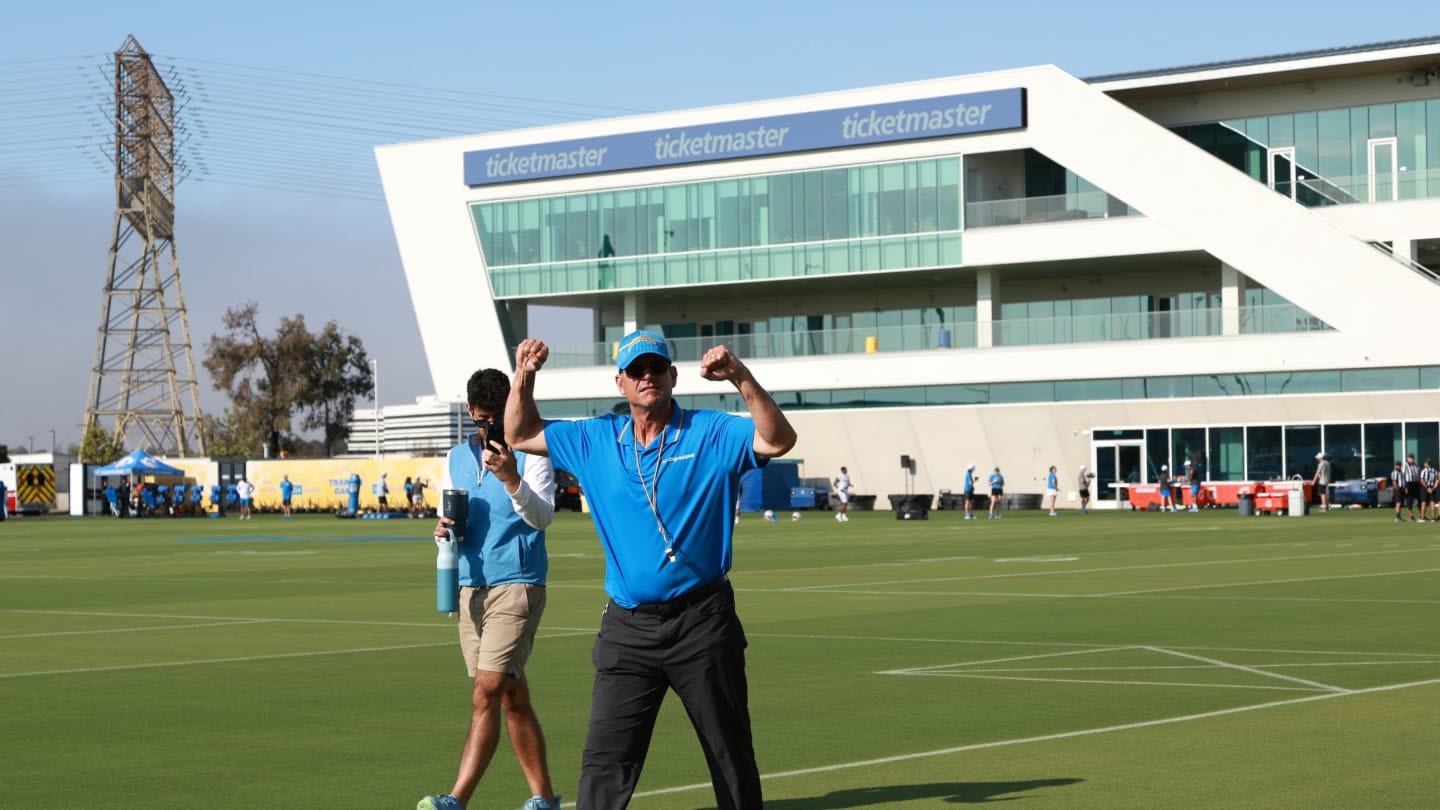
[198,410,263,459]
[78,423,125,465]
[203,303,372,459]
[298,321,373,457]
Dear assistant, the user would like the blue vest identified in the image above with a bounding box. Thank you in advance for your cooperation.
[446,437,547,588]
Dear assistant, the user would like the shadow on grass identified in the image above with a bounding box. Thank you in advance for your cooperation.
[762,778,1084,807]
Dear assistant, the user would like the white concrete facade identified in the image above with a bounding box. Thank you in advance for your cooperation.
[375,39,1440,504]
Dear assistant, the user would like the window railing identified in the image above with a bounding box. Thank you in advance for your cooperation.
[528,305,1330,369]
[1292,168,1440,206]
[964,190,1137,229]
[487,230,963,297]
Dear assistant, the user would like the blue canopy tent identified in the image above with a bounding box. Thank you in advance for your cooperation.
[737,460,802,512]
[94,449,185,478]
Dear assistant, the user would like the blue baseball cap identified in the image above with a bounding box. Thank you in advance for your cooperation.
[616,329,671,371]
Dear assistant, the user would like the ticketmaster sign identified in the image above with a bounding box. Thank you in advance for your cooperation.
[463,88,1025,186]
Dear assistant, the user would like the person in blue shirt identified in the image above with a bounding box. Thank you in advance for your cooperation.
[988,466,1005,519]
[279,474,294,519]
[1045,465,1059,516]
[419,368,561,810]
[963,463,977,520]
[507,330,796,810]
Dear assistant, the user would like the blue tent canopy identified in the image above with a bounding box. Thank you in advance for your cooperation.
[94,449,185,477]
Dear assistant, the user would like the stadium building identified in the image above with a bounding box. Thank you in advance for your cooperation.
[372,36,1440,508]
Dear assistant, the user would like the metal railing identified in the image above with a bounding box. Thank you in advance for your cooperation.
[530,304,1330,369]
[964,190,1137,228]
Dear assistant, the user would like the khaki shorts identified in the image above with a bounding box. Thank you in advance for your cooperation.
[458,583,547,679]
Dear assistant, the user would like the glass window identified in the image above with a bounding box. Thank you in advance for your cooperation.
[1209,427,1245,482]
[926,385,988,405]
[1405,421,1439,467]
[1247,426,1283,481]
[1343,367,1419,392]
[1285,425,1321,481]
[990,382,1053,403]
[1146,429,1170,482]
[1266,371,1341,394]
[1364,422,1401,479]
[1055,379,1124,401]
[1172,428,1207,477]
[1323,424,1362,481]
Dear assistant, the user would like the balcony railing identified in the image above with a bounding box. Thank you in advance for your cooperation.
[529,305,1330,369]
[964,190,1137,229]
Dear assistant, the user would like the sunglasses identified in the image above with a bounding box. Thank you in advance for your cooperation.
[622,357,671,379]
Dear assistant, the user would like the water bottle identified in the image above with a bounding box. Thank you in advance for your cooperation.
[435,488,467,613]
[435,533,459,613]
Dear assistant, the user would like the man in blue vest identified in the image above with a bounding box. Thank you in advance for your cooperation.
[507,330,797,810]
[419,368,560,810]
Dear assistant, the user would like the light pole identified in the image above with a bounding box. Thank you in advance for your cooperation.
[370,359,381,460]
[27,435,34,454]
[49,429,56,456]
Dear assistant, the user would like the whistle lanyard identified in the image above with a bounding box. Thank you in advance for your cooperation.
[633,408,681,563]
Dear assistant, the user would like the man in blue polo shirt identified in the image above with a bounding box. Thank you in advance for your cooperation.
[506,329,796,810]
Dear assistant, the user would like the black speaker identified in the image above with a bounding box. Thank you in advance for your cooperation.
[900,454,911,469]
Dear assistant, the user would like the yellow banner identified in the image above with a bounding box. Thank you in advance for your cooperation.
[247,458,445,512]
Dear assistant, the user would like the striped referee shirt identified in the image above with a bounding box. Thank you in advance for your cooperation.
[1402,460,1420,484]
[1422,466,1438,489]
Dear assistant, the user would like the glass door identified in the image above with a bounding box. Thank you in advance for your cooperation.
[1368,137,1398,202]
[1093,441,1144,507]
[1267,147,1297,200]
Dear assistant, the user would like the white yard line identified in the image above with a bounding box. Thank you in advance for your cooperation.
[778,547,1439,591]
[894,672,1325,692]
[750,632,1440,659]
[0,641,456,679]
[0,620,266,640]
[1142,646,1348,692]
[1094,566,1440,597]
[878,647,1130,674]
[598,676,1440,806]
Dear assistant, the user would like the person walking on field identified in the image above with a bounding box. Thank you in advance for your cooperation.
[1044,465,1059,516]
[1077,465,1092,514]
[419,368,561,810]
[833,466,852,523]
[506,330,796,810]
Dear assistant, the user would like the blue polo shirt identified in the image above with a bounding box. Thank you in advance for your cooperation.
[544,405,759,608]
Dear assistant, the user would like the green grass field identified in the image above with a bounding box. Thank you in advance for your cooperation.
[2,507,1437,809]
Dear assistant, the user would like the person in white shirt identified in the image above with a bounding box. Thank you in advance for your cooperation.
[833,466,852,522]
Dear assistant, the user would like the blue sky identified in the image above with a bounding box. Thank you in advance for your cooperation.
[0,0,1419,454]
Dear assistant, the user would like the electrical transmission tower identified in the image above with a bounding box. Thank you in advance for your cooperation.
[83,35,205,456]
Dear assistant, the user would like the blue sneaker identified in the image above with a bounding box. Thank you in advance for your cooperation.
[519,795,562,810]
[418,795,464,810]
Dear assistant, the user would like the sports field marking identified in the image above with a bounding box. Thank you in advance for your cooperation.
[924,660,1440,672]
[1093,565,1440,597]
[878,645,1344,693]
[0,620,265,640]
[609,676,1440,805]
[0,626,597,680]
[995,555,1080,562]
[906,672,1325,692]
[8,608,598,636]
[879,646,1128,673]
[1144,646,1347,692]
[779,546,1439,591]
[0,640,455,679]
[752,631,1440,659]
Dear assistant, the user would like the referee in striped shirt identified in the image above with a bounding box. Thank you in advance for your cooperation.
[1421,458,1438,522]
[1400,453,1421,522]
